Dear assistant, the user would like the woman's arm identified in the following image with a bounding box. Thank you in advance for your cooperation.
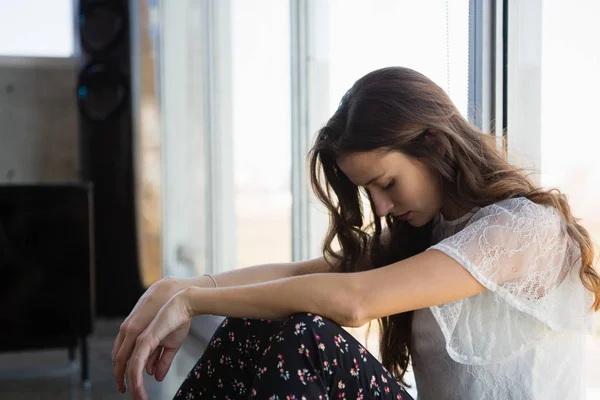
[122,248,487,399]
[193,256,336,288]
[185,271,360,326]
[182,249,486,328]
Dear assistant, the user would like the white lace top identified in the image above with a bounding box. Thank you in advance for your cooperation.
[411,197,594,400]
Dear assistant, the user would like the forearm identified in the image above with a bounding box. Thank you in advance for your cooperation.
[181,257,333,290]
[184,272,361,327]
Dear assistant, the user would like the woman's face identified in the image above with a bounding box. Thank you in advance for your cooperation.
[337,150,445,227]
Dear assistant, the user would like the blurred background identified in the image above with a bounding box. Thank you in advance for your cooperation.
[0,0,598,399]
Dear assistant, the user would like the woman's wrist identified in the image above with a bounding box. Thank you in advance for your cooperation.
[172,275,216,290]
[180,286,206,317]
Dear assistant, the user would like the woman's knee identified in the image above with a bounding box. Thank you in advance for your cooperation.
[280,312,345,337]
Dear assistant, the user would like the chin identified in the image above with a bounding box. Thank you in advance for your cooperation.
[407,213,434,228]
[407,219,424,227]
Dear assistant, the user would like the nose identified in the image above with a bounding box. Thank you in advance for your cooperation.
[371,191,394,217]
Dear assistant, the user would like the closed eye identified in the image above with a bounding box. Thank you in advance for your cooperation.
[382,179,395,191]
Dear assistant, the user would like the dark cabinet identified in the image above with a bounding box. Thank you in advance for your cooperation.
[0,184,94,383]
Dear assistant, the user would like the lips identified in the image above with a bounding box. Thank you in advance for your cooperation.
[396,211,411,221]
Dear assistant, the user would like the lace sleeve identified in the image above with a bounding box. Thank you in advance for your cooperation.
[427,197,593,365]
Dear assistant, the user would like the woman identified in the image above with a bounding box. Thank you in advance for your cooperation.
[112,67,599,399]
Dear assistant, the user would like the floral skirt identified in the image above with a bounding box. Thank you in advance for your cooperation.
[174,312,413,399]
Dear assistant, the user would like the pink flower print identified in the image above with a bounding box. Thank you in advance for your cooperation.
[314,333,321,341]
[396,394,403,399]
[228,331,235,342]
[385,386,391,394]
[297,368,318,385]
[277,354,290,380]
[358,345,368,362]
[313,315,325,327]
[333,334,349,353]
[257,366,268,379]
[370,375,382,395]
[298,344,306,355]
[209,337,222,348]
[381,373,388,383]
[356,389,364,399]
[273,330,286,343]
[350,358,360,377]
[185,392,194,399]
[323,360,333,375]
[233,379,246,395]
[206,360,215,377]
[192,362,202,378]
[294,322,307,335]
[370,375,378,387]
[338,380,346,389]
[318,343,326,351]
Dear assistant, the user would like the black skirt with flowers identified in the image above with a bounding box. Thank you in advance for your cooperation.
[174,312,413,400]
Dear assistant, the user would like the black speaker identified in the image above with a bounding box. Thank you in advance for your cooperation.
[75,0,144,317]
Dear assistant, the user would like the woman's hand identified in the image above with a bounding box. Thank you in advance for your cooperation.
[126,288,196,400]
[112,276,208,393]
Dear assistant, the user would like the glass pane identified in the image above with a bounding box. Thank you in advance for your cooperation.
[0,0,73,57]
[540,1,600,394]
[231,0,292,268]
[327,0,470,118]
[157,0,210,279]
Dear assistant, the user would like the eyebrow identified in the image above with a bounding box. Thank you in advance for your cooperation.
[362,173,385,187]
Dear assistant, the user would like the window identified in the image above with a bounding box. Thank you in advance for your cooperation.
[507,0,600,394]
[231,0,292,268]
[158,0,211,279]
[539,0,600,395]
[326,0,470,117]
[0,0,74,57]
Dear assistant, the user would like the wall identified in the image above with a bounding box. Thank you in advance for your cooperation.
[0,56,78,183]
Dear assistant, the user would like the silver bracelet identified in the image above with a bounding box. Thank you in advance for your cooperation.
[204,273,218,288]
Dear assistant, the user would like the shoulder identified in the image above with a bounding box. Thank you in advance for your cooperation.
[440,196,572,265]
[469,197,563,228]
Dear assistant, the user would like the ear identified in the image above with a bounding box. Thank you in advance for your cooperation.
[422,130,444,156]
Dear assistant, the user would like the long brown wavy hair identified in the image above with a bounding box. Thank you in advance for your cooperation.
[308,66,600,384]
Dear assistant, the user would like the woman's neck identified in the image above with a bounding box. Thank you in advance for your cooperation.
[440,198,476,221]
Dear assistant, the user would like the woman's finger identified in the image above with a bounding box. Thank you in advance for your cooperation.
[111,331,124,381]
[128,335,157,400]
[114,335,137,393]
[145,346,163,376]
[154,347,178,382]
